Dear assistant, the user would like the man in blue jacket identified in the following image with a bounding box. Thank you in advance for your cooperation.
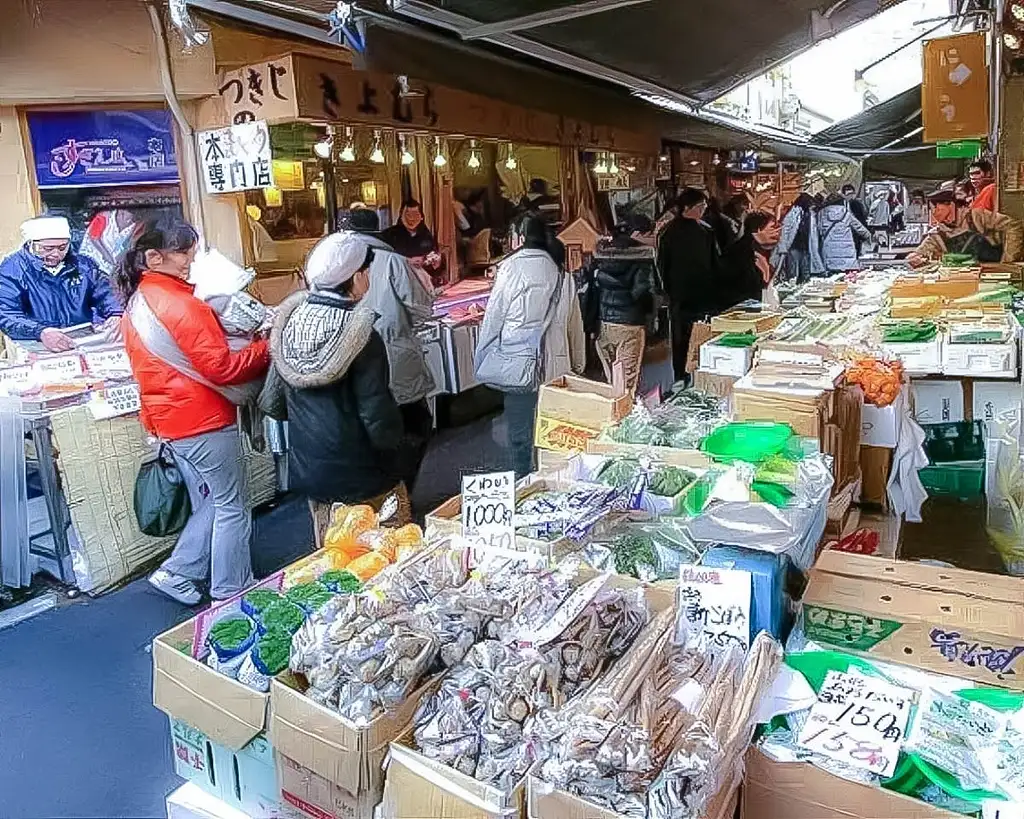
[0,216,123,351]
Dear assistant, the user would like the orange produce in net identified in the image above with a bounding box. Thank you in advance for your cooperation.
[345,550,390,582]
[846,358,903,408]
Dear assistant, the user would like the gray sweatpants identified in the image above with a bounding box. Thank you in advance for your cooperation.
[162,425,253,599]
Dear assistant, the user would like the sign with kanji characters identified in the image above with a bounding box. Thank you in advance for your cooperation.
[198,121,274,195]
[461,471,516,554]
[677,564,752,651]
[217,55,297,125]
[83,348,132,379]
[88,382,141,419]
[797,670,914,777]
[27,109,179,189]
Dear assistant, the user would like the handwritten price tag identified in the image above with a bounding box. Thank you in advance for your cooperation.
[88,383,141,420]
[461,471,516,553]
[84,348,131,378]
[0,365,33,394]
[797,670,914,777]
[677,564,752,651]
[32,353,84,384]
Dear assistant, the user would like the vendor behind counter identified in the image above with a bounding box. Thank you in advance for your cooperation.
[0,216,123,353]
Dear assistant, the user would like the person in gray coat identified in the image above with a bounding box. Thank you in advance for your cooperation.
[342,208,436,490]
[818,194,873,274]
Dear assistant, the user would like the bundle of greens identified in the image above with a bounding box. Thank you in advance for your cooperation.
[240,588,282,618]
[252,629,291,676]
[207,617,255,658]
[285,582,335,614]
[318,569,362,595]
[259,600,306,635]
[612,532,658,577]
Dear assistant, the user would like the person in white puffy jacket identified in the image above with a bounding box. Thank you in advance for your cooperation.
[475,215,585,476]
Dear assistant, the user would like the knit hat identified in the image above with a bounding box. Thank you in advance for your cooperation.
[22,216,71,243]
[304,234,371,291]
[344,208,380,233]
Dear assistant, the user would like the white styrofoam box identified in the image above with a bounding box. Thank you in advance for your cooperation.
[169,720,281,819]
[911,379,964,424]
[882,337,942,375]
[973,381,1023,423]
[942,341,1019,379]
[698,337,755,377]
[861,403,898,448]
[167,783,254,819]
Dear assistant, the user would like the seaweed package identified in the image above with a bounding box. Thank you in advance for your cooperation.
[237,628,292,693]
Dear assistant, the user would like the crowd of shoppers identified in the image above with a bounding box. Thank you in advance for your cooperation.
[57,154,1021,606]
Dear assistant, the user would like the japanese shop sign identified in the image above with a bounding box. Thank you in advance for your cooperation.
[27,109,179,189]
[218,55,297,125]
[198,121,274,194]
[461,471,516,554]
[797,670,914,778]
[88,383,142,420]
[677,565,752,651]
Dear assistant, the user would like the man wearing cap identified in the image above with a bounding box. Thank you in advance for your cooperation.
[0,216,122,351]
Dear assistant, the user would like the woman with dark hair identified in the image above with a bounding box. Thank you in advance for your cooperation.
[119,222,270,605]
[715,194,750,250]
[721,211,780,308]
[771,193,823,283]
[475,215,585,476]
[259,233,409,547]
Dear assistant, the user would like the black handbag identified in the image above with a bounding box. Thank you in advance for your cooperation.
[133,443,192,537]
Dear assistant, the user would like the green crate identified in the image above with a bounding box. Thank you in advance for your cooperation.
[918,460,985,498]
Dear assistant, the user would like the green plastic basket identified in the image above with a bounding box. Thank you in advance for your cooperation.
[918,460,985,498]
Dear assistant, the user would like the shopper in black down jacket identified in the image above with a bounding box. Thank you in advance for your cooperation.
[657,187,719,382]
[593,215,659,397]
[259,233,409,548]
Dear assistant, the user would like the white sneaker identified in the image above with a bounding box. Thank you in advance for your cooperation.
[149,569,203,605]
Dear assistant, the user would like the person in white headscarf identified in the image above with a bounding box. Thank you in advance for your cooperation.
[0,216,123,350]
[258,233,409,547]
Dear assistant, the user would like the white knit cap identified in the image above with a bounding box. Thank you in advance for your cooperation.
[304,233,369,291]
[22,216,71,243]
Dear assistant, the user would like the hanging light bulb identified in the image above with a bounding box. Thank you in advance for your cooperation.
[608,154,619,175]
[504,143,517,170]
[1011,1,1024,22]
[1004,31,1023,50]
[338,126,355,162]
[467,139,482,170]
[433,137,447,168]
[594,153,608,174]
[313,125,333,160]
[399,134,414,166]
[712,153,722,166]
[369,130,385,164]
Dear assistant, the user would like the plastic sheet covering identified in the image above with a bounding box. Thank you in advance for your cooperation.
[0,398,30,588]
[683,455,833,571]
[986,409,1024,575]
[167,0,209,49]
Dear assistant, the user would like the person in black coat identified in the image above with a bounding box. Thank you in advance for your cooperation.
[656,187,719,382]
[842,184,870,255]
[720,211,780,310]
[593,216,658,396]
[259,233,409,547]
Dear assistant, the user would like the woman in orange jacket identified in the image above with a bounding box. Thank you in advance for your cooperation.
[118,222,270,604]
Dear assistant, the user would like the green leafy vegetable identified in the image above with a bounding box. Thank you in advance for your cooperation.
[242,588,281,615]
[285,582,334,612]
[648,465,696,497]
[596,458,641,487]
[318,570,363,594]
[207,617,254,651]
[613,533,657,578]
[259,600,306,635]
[253,629,291,675]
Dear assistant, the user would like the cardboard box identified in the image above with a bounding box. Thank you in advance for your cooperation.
[910,379,964,424]
[972,379,1022,422]
[859,446,893,509]
[527,774,738,819]
[890,273,979,300]
[942,341,1018,378]
[699,337,755,377]
[860,403,898,449]
[710,310,782,335]
[537,375,631,428]
[269,673,437,815]
[277,753,379,819]
[742,748,959,819]
[692,369,739,401]
[380,577,678,819]
[882,337,943,376]
[534,415,601,454]
[169,719,282,819]
[381,742,524,819]
[154,620,269,751]
[802,551,1024,689]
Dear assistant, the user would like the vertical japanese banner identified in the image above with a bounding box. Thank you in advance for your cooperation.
[922,32,989,143]
[197,121,275,195]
